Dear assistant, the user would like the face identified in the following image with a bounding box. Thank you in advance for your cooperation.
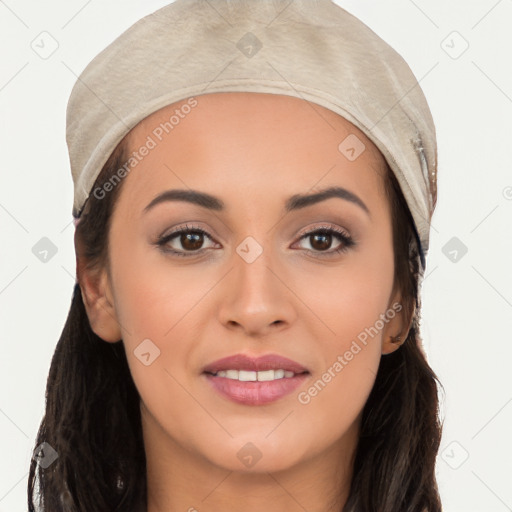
[84,92,405,475]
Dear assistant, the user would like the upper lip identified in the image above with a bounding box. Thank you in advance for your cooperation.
[202,353,309,374]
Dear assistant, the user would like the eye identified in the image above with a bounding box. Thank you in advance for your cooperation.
[156,223,218,257]
[294,224,355,257]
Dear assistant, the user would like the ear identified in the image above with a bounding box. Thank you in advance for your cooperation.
[380,288,415,356]
[76,253,123,344]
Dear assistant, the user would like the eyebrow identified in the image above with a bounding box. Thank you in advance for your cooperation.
[143,186,370,217]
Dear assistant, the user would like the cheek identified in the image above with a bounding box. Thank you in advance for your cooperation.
[296,227,395,344]
[294,228,394,384]
[292,251,394,445]
[108,238,225,392]
[109,248,212,442]
[110,232,216,342]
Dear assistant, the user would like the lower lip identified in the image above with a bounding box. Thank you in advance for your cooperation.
[203,373,309,405]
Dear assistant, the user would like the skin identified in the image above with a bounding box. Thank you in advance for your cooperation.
[78,92,410,512]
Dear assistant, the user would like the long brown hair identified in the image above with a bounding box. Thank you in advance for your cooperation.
[28,135,444,512]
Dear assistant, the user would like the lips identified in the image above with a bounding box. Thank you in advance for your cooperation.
[202,353,309,375]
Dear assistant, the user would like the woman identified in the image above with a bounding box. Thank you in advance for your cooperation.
[28,1,444,510]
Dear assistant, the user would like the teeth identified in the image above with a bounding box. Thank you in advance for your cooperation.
[258,370,278,381]
[239,370,257,381]
[214,369,297,381]
[225,369,238,379]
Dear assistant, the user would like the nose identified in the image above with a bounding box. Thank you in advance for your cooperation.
[217,242,297,337]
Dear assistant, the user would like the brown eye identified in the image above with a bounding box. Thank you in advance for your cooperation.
[157,224,217,257]
[295,225,355,257]
[309,232,333,251]
[179,231,205,251]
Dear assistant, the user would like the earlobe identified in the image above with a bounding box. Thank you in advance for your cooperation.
[381,293,415,356]
[77,258,122,343]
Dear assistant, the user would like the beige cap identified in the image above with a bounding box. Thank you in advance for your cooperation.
[66,0,437,268]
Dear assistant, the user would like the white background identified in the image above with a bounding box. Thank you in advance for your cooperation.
[1,0,511,510]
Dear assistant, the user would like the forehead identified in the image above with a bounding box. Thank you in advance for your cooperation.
[119,92,387,213]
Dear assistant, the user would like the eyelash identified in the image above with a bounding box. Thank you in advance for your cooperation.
[156,223,355,258]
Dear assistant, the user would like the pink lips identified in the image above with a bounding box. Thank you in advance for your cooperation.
[202,353,310,406]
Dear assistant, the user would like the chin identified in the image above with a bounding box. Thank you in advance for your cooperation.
[202,435,310,474]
